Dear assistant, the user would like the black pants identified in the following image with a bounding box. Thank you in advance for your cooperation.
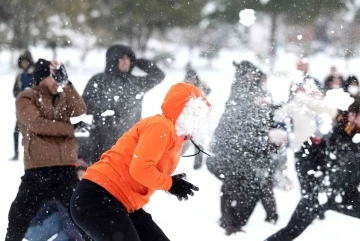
[6,166,90,241]
[13,122,19,156]
[265,194,360,241]
[220,172,277,229]
[71,179,170,241]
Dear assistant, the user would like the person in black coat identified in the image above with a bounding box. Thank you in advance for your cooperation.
[265,101,360,241]
[207,61,278,235]
[82,44,165,164]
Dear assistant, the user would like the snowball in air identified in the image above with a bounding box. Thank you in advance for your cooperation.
[239,9,256,27]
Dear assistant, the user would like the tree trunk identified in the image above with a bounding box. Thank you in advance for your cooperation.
[269,13,278,67]
[138,26,153,53]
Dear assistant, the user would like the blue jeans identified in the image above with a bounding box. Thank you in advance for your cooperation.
[24,212,69,241]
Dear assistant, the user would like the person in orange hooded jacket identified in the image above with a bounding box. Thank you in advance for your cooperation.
[70,82,212,241]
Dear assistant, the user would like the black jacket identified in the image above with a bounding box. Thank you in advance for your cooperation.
[207,61,274,180]
[82,45,165,162]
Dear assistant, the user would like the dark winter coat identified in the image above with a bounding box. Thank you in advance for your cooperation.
[16,84,86,169]
[82,45,165,163]
[13,52,35,97]
[207,61,274,180]
[299,113,360,203]
[324,118,360,201]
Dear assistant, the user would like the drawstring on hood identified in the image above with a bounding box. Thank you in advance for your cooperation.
[182,139,211,157]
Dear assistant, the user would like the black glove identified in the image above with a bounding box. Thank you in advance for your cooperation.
[52,63,69,86]
[168,173,199,201]
[73,121,91,133]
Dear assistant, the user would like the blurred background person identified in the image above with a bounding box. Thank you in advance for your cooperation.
[11,50,34,161]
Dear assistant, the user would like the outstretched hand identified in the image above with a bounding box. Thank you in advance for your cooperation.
[168,173,199,201]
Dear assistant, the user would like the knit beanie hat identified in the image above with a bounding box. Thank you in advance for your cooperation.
[33,58,51,84]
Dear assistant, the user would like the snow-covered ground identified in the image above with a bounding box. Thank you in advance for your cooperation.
[1,46,360,240]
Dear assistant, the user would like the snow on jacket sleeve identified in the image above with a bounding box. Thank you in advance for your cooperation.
[129,123,173,191]
[63,84,87,117]
[16,90,74,137]
[135,59,165,92]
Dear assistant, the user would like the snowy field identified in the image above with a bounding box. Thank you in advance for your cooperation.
[1,46,360,240]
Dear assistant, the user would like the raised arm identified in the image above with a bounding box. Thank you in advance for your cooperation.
[63,83,87,117]
[135,59,165,91]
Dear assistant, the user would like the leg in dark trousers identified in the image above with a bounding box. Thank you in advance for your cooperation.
[6,166,90,241]
[71,179,170,241]
[220,175,260,234]
[11,122,19,160]
[260,177,278,223]
[265,198,320,241]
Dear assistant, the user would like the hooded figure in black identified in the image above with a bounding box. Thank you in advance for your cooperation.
[266,101,360,241]
[207,61,278,235]
[82,45,165,164]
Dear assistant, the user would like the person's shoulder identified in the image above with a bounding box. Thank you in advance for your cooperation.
[139,115,174,133]
[16,88,36,104]
[88,72,105,82]
[18,88,35,98]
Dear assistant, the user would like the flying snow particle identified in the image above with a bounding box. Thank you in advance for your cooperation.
[335,194,342,203]
[340,25,343,29]
[101,110,115,117]
[239,9,256,27]
[331,30,335,33]
[329,153,336,160]
[297,35,303,40]
[166,58,172,63]
[231,200,237,207]
[114,96,119,101]
[352,133,360,143]
[318,192,328,205]
[307,170,315,175]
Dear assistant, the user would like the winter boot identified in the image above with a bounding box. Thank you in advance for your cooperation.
[10,153,19,161]
[265,213,278,224]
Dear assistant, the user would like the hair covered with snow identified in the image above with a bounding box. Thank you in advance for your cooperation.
[175,96,212,147]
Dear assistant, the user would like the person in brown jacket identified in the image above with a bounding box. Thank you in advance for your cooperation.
[5,58,90,241]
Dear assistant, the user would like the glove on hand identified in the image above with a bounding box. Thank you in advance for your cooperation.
[168,173,199,201]
[73,121,91,133]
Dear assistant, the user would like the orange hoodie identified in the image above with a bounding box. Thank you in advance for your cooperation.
[83,83,209,213]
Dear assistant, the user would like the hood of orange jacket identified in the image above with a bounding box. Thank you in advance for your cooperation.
[161,82,209,123]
